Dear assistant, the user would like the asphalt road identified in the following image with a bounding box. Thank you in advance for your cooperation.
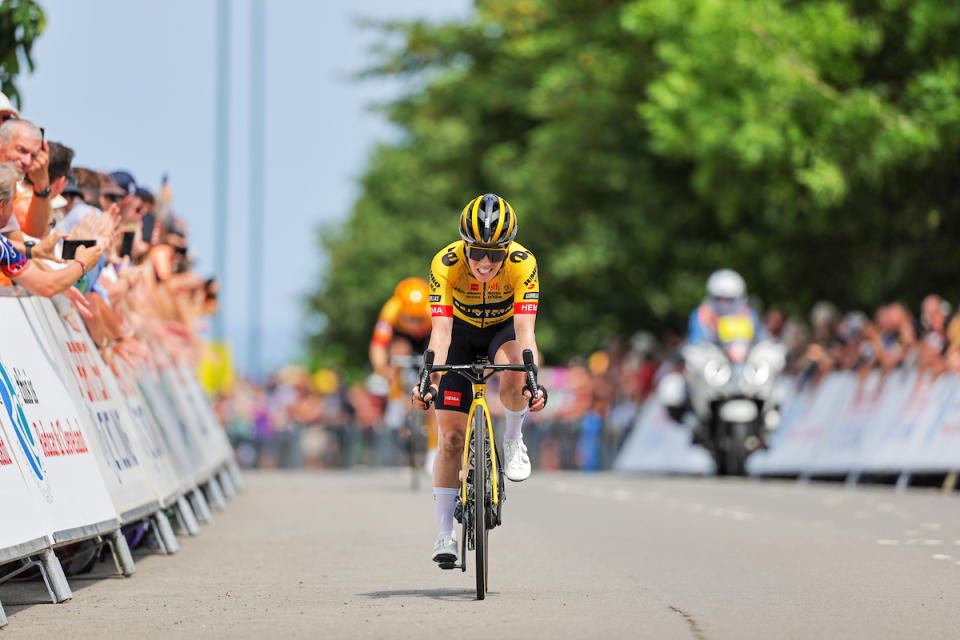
[4,470,960,639]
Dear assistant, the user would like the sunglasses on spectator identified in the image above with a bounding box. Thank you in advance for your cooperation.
[103,193,123,203]
[466,246,507,263]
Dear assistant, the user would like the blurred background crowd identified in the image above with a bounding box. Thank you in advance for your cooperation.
[218,290,960,473]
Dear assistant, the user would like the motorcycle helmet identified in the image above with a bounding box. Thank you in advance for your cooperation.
[706,269,746,316]
[459,193,518,247]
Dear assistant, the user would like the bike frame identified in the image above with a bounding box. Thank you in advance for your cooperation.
[462,379,500,507]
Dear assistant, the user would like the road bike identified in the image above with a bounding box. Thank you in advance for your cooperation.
[419,348,539,600]
[391,354,429,489]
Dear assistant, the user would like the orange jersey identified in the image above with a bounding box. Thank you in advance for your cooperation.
[371,295,432,346]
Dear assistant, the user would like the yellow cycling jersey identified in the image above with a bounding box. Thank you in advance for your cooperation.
[429,240,539,328]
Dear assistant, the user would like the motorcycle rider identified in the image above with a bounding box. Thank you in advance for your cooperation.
[686,269,764,346]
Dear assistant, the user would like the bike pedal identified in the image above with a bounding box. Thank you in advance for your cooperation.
[438,562,458,570]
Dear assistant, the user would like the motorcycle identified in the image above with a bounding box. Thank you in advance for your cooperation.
[657,315,786,475]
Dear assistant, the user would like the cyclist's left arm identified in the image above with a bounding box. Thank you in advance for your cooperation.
[510,247,545,410]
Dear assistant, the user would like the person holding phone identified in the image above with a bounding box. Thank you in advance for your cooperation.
[0,162,99,312]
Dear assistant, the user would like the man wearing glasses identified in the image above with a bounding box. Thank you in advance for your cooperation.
[412,193,547,565]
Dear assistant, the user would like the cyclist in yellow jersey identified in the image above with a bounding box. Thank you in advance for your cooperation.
[412,193,546,566]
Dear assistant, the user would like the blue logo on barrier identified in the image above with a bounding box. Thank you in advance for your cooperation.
[0,362,52,502]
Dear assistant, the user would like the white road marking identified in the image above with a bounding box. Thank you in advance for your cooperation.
[923,540,943,546]
[932,554,951,561]
[876,539,901,545]
[922,523,942,530]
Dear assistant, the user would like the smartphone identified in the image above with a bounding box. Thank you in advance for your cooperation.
[118,231,135,258]
[40,126,44,147]
[141,212,156,244]
[62,239,95,260]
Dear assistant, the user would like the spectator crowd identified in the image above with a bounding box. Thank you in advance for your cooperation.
[0,91,218,401]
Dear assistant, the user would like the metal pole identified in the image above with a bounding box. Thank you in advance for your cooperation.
[213,0,231,341]
[248,0,267,378]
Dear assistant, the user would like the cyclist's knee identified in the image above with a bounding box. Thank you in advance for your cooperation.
[439,427,465,454]
[499,369,525,395]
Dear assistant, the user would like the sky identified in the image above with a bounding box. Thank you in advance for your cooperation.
[17,0,470,376]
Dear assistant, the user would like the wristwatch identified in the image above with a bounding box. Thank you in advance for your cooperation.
[24,239,36,259]
[33,184,51,198]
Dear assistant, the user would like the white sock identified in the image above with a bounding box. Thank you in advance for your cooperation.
[433,487,458,537]
[503,406,526,443]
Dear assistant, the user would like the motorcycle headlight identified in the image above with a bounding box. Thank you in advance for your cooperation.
[703,359,732,387]
[743,360,771,386]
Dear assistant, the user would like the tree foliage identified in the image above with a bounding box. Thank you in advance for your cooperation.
[307,0,960,370]
[0,0,45,108]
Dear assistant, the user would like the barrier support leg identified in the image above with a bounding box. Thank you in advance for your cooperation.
[205,477,227,512]
[151,512,179,554]
[942,471,958,494]
[895,472,911,493]
[0,598,7,628]
[190,488,213,524]
[845,471,860,489]
[227,459,244,491]
[176,496,200,536]
[219,468,236,500]
[109,529,136,576]
[40,548,72,603]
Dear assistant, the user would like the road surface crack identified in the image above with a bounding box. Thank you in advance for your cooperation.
[668,604,708,640]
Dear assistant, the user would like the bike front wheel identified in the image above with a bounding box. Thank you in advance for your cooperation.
[473,407,488,599]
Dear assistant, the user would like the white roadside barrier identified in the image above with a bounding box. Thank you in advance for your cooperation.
[615,370,960,488]
[0,291,239,628]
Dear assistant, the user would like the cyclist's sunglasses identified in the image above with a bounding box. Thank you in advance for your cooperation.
[466,246,507,263]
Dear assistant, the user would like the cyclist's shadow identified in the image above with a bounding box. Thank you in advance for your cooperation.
[359,588,495,601]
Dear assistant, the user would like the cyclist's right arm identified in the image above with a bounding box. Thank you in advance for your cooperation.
[413,255,455,408]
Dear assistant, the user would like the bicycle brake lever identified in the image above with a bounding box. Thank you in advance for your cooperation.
[419,349,435,407]
[522,349,538,407]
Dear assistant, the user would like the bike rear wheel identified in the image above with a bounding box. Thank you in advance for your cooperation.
[473,407,488,599]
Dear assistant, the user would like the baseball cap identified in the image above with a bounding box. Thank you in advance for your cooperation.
[0,92,20,120]
[99,174,126,198]
[110,170,137,196]
[61,172,84,198]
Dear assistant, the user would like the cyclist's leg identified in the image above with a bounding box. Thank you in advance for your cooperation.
[431,330,474,562]
[491,331,533,480]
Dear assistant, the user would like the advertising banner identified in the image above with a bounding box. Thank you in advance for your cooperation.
[747,377,848,476]
[904,377,960,472]
[612,402,714,474]
[0,298,117,544]
[0,414,50,563]
[857,373,952,473]
[112,358,185,505]
[136,361,208,486]
[28,298,161,523]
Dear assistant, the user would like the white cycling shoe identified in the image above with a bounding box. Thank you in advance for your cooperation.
[432,531,458,565]
[503,439,531,482]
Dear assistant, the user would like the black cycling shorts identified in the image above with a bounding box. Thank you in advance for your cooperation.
[436,318,516,414]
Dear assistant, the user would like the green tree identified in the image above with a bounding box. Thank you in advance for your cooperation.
[308,0,960,371]
[0,0,45,108]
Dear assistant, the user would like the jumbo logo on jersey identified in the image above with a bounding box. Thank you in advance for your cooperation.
[0,361,53,502]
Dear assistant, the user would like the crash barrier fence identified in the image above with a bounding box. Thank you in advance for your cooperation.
[0,288,241,628]
[614,370,960,486]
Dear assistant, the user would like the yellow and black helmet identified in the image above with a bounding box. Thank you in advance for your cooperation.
[458,193,518,247]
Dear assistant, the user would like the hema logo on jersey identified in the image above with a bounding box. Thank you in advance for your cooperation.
[514,302,538,314]
[0,361,53,502]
